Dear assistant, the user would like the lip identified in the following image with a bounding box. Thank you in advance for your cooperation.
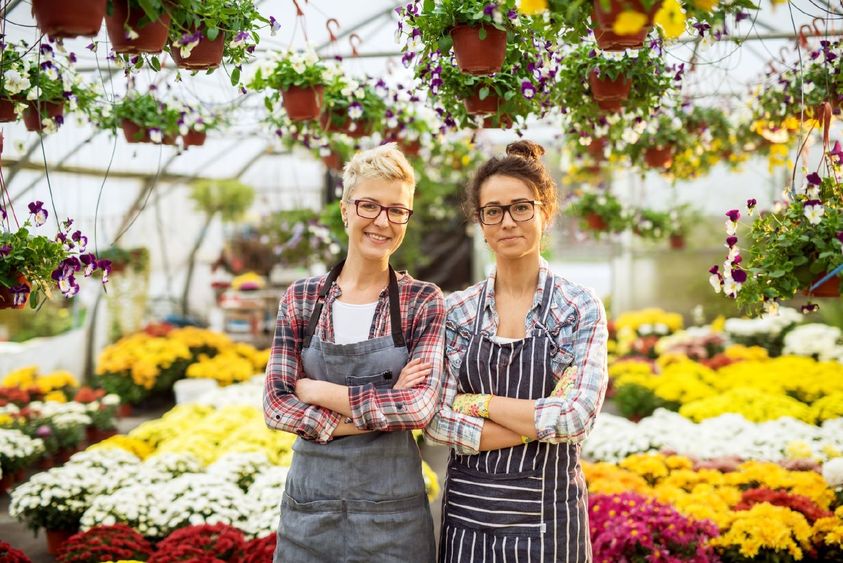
[364,232,392,244]
[497,236,522,242]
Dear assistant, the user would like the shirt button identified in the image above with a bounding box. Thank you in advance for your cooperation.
[275,415,280,420]
[396,404,404,411]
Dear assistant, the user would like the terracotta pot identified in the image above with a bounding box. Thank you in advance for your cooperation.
[450,24,507,75]
[22,101,64,131]
[585,212,608,231]
[669,234,685,250]
[46,528,78,556]
[0,98,17,122]
[803,274,841,297]
[183,130,207,147]
[38,455,54,471]
[117,403,133,418]
[0,472,13,494]
[0,273,31,310]
[171,31,225,70]
[463,90,500,115]
[481,114,513,129]
[593,24,650,51]
[588,69,632,102]
[32,0,105,38]
[592,0,662,31]
[319,112,370,138]
[322,152,344,171]
[121,119,176,144]
[399,139,422,156]
[86,427,117,445]
[644,145,674,168]
[106,0,171,54]
[596,98,624,112]
[282,85,324,121]
[588,137,607,160]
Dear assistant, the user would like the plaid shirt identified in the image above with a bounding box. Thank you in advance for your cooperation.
[263,270,446,444]
[424,258,608,455]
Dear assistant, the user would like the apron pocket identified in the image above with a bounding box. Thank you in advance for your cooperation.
[278,492,345,560]
[347,369,396,389]
[346,494,434,563]
[445,464,544,538]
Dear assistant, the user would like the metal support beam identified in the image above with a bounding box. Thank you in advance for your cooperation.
[2,155,210,183]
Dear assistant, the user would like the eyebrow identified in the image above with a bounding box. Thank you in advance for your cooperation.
[482,197,532,205]
[357,197,409,207]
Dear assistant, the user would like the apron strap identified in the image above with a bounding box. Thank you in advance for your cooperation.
[472,282,490,337]
[302,260,405,349]
[538,274,555,324]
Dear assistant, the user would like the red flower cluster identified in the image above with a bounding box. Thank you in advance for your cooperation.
[736,487,832,524]
[240,534,276,563]
[0,386,37,407]
[144,322,175,337]
[589,492,720,563]
[57,524,152,563]
[72,386,105,404]
[0,539,31,563]
[149,524,246,563]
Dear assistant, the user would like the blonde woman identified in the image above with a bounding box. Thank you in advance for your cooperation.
[264,144,443,562]
[425,140,609,562]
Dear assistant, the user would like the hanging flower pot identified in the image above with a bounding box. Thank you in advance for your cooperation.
[593,24,649,51]
[588,137,607,160]
[31,0,106,38]
[0,99,18,123]
[22,101,64,132]
[595,98,624,112]
[450,24,508,75]
[803,274,841,297]
[644,145,674,168]
[669,234,685,250]
[117,403,133,418]
[588,69,632,102]
[398,139,421,156]
[463,89,500,115]
[281,85,325,121]
[585,212,608,231]
[106,0,171,54]
[183,130,207,147]
[481,114,513,129]
[171,30,225,70]
[45,528,78,555]
[319,112,371,138]
[592,0,661,32]
[322,152,344,172]
[0,274,31,310]
[121,119,176,144]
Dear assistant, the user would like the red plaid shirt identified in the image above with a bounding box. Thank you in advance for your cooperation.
[263,271,446,444]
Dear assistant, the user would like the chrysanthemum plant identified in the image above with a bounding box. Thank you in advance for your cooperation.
[1,203,108,310]
[710,155,843,317]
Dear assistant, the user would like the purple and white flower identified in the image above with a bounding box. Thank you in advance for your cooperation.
[803,200,824,225]
[28,201,47,226]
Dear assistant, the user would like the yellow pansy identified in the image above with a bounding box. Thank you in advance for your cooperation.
[612,10,649,36]
[654,0,686,39]
[518,0,547,15]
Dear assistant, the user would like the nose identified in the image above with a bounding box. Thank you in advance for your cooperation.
[500,208,518,227]
[373,208,391,227]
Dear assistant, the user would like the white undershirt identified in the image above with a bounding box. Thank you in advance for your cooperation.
[491,335,521,344]
[332,300,378,344]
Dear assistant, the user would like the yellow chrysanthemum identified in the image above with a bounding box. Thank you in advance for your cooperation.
[710,503,812,559]
[693,0,718,9]
[518,0,547,15]
[43,390,67,403]
[2,365,38,388]
[654,0,686,39]
[612,10,649,36]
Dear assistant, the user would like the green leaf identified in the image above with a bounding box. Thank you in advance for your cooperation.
[478,86,490,100]
[478,26,487,41]
[150,56,161,72]
[230,67,241,86]
[264,97,273,112]
[137,0,157,21]
[206,27,220,41]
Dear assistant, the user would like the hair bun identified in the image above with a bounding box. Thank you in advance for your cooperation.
[506,140,545,162]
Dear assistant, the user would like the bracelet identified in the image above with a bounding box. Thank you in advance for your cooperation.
[521,435,535,445]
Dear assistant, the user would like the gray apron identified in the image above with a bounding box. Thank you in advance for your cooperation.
[274,261,435,563]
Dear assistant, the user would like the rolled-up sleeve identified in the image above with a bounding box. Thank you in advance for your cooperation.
[534,288,608,444]
[423,318,484,455]
[347,287,446,431]
[263,283,341,443]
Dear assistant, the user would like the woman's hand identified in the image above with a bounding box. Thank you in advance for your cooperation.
[295,377,323,404]
[394,358,432,389]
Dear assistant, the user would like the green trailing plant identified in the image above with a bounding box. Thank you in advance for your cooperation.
[566,189,627,234]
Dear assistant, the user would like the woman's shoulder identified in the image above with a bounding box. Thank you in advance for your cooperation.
[397,271,444,303]
[283,273,330,303]
[444,280,486,320]
[546,272,604,320]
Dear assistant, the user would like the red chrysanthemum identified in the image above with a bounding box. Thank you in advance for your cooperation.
[57,524,152,563]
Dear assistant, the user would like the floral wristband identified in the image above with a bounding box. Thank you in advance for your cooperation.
[452,393,492,418]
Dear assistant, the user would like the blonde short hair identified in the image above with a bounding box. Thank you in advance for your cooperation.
[341,143,416,202]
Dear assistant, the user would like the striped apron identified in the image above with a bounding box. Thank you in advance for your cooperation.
[439,276,591,562]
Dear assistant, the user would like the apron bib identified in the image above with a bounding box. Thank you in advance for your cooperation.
[439,276,591,563]
[274,261,435,563]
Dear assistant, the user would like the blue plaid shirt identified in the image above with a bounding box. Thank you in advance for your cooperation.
[424,259,609,455]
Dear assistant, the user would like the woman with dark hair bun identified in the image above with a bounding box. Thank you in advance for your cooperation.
[425,140,608,562]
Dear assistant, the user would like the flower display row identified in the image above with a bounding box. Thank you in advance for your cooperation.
[582,452,843,562]
[95,326,268,405]
[584,409,843,467]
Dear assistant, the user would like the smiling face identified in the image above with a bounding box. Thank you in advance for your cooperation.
[340,176,414,264]
[478,174,546,261]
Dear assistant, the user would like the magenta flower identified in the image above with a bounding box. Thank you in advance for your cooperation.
[9,284,29,306]
[726,236,738,248]
[521,80,536,99]
[725,209,740,222]
[802,303,819,314]
[708,265,719,275]
[837,231,843,244]
[0,244,10,258]
[806,172,822,185]
[731,268,747,283]
[746,198,756,209]
[28,201,48,226]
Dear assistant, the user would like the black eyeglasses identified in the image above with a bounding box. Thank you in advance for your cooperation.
[352,199,414,224]
[477,201,542,225]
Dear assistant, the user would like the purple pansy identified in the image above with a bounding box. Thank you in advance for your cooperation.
[28,201,48,226]
[0,244,11,258]
[726,236,738,248]
[725,209,740,222]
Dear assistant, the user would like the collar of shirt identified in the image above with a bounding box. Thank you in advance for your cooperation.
[321,270,409,342]
[481,258,551,334]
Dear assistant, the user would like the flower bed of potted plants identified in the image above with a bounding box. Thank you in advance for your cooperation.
[248,49,331,121]
[710,167,843,317]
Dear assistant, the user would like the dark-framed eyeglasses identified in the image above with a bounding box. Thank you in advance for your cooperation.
[477,201,542,225]
[352,199,414,224]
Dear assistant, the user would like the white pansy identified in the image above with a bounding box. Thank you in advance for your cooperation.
[804,203,825,225]
[3,69,30,96]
